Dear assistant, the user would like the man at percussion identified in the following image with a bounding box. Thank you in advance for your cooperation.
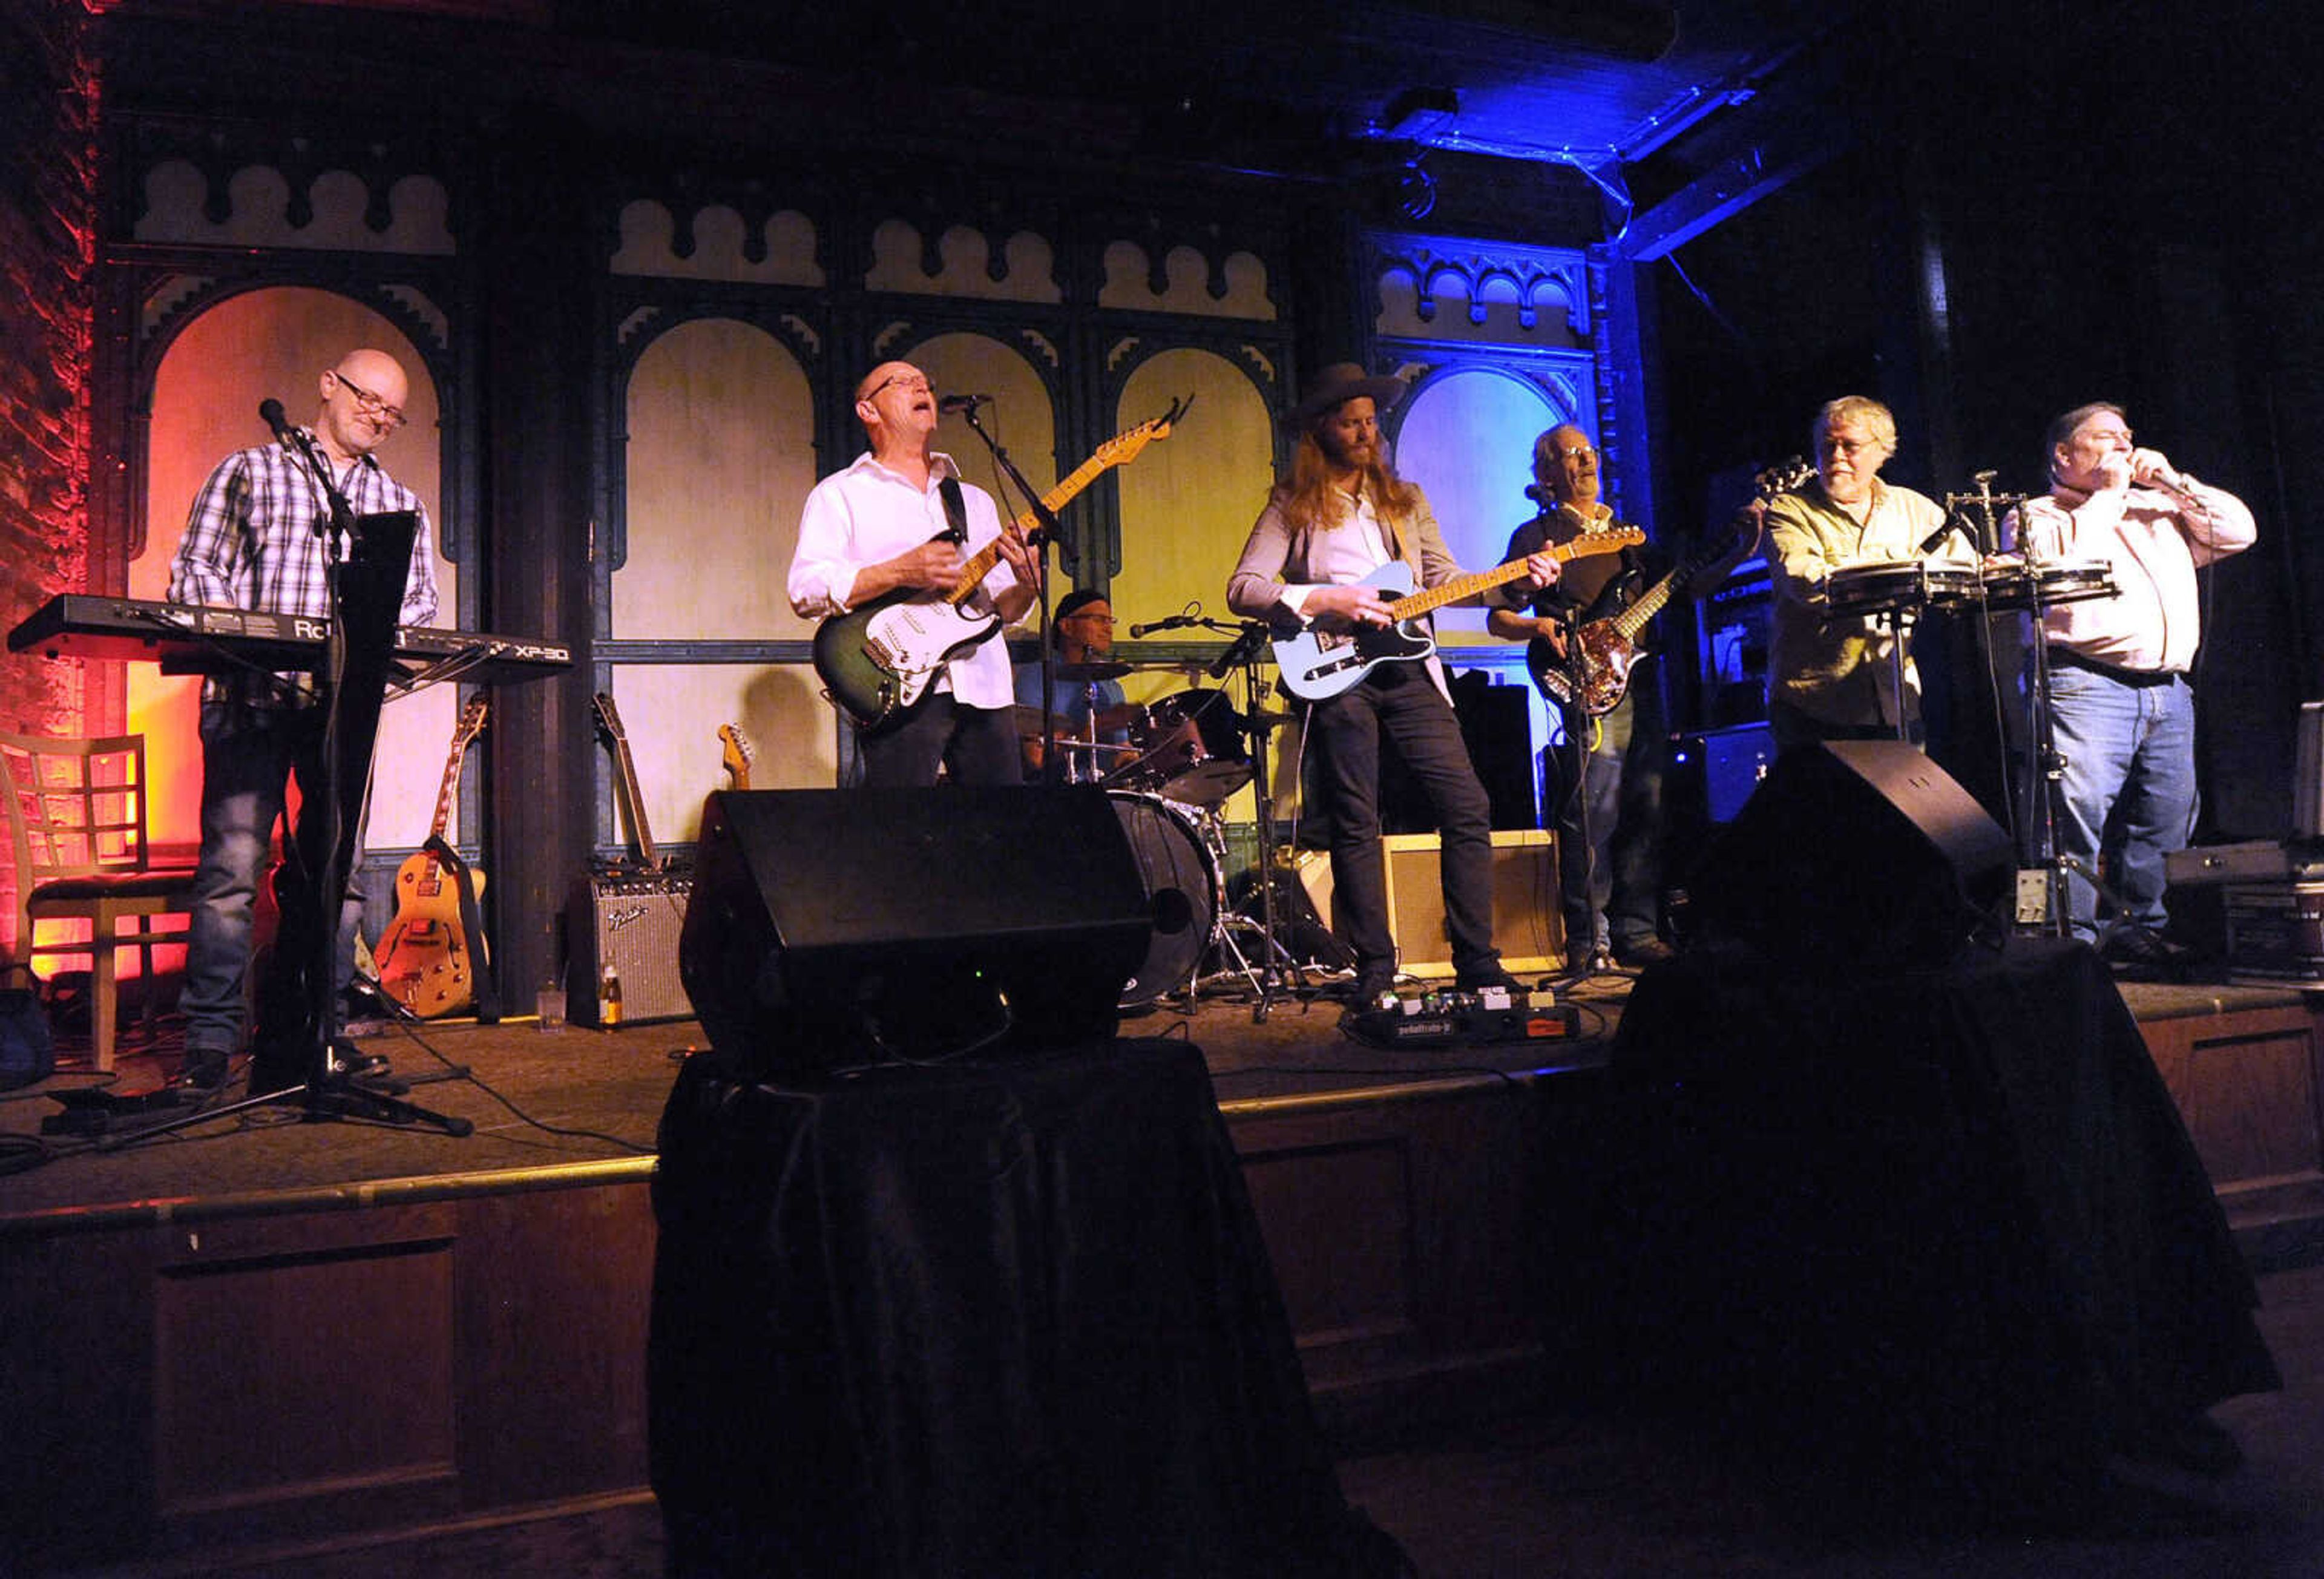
[789,359,1042,787]
[1228,361,1561,1002]
[1762,395,1958,750]
[1488,425,1679,968]
[2006,402,2254,957]
[1014,588,1140,783]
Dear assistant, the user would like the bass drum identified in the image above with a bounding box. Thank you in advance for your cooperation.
[1107,792,1218,1008]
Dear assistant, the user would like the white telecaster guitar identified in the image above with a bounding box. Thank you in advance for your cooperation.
[1272,528,1643,703]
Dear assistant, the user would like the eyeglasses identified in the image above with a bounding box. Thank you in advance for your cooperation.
[862,372,933,402]
[1556,445,1597,461]
[1064,612,1115,625]
[330,369,407,429]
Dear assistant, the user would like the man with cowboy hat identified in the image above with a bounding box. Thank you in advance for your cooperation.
[1229,361,1561,1001]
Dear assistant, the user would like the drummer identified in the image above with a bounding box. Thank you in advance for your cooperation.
[1762,395,1964,750]
[1013,588,1143,783]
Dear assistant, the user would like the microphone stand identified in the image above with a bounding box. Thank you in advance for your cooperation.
[956,402,1068,782]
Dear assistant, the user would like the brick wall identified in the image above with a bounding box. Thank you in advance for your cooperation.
[0,0,99,954]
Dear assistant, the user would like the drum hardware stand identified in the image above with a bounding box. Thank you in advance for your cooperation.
[1216,618,1307,1021]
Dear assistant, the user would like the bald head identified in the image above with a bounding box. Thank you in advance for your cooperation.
[315,347,411,461]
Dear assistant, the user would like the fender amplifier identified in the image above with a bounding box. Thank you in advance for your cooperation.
[568,868,695,1026]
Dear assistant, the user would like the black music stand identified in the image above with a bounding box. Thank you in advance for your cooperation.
[111,504,471,1147]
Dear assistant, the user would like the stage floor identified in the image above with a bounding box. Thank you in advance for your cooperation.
[0,962,2313,1227]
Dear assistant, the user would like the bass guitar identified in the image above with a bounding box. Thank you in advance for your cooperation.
[719,722,754,790]
[1272,528,1643,703]
[813,399,1187,730]
[1528,459,1810,716]
[374,697,490,1017]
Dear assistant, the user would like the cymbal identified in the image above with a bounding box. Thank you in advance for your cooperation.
[1054,661,1132,682]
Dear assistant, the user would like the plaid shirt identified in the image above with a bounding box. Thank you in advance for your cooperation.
[168,439,440,707]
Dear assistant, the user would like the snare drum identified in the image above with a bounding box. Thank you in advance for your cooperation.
[1105,688,1253,807]
[1825,559,1981,619]
[1981,556,2118,614]
[1107,791,1219,1007]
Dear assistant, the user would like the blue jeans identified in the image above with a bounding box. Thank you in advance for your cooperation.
[1547,683,1666,957]
[181,703,367,1054]
[2044,661,2196,939]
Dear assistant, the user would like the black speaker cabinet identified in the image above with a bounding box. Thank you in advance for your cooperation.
[679,786,1153,1074]
[1679,740,2015,973]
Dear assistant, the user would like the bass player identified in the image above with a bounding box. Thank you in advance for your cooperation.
[787,360,1042,786]
[1487,424,1755,969]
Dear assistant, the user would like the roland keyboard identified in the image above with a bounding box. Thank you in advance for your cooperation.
[8,594,571,686]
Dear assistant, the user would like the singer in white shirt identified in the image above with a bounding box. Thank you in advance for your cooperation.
[789,361,1042,786]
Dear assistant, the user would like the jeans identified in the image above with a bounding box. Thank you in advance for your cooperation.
[858,695,1023,787]
[1307,663,1500,976]
[181,703,369,1054]
[2044,661,2196,938]
[1547,683,1665,957]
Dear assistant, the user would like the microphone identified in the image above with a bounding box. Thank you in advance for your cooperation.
[937,393,990,413]
[258,398,303,445]
[1209,623,1269,680]
[1917,516,1968,556]
[1128,614,1197,637]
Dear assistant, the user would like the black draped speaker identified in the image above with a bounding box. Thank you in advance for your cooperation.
[1679,740,2015,973]
[679,786,1152,1075]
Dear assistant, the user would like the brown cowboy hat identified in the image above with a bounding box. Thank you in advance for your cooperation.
[1285,362,1408,428]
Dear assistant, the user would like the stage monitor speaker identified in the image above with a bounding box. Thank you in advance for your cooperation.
[1679,740,2014,973]
[678,786,1152,1074]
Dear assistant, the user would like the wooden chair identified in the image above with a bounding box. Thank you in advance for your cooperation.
[0,733,199,1071]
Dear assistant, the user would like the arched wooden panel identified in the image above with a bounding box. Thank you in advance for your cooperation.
[1390,367,1567,645]
[135,287,456,853]
[1107,347,1274,631]
[619,318,816,642]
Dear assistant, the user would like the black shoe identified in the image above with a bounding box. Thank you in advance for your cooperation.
[182,1046,232,1091]
[2102,924,2196,982]
[1613,936,1678,967]
[1455,964,1522,994]
[1349,963,1398,1004]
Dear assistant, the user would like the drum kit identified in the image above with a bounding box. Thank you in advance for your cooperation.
[1017,638,1311,1013]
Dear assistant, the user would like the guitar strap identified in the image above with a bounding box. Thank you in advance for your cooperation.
[937,474,969,545]
[425,835,502,1024]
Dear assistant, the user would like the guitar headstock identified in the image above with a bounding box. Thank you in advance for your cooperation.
[451,695,488,752]
[592,692,626,745]
[1091,395,1195,469]
[1754,456,1814,497]
[718,722,755,790]
[1568,526,1646,556]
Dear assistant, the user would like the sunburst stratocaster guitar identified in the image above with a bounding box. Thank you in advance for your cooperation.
[375,697,489,1017]
[1528,458,1809,716]
[813,399,1189,730]
[1272,528,1644,703]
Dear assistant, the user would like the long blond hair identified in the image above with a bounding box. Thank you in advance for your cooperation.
[1275,427,1426,536]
